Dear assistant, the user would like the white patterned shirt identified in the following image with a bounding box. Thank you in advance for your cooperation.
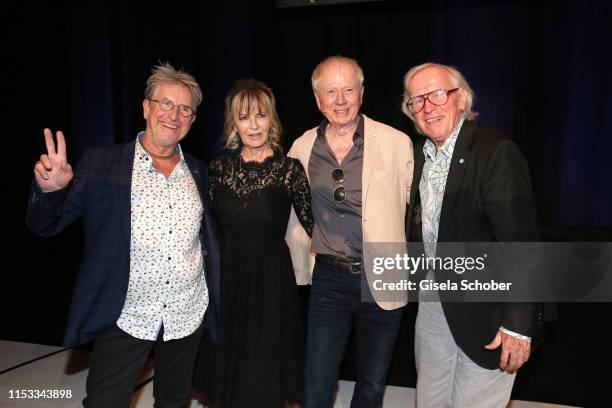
[116,134,208,341]
[420,116,465,258]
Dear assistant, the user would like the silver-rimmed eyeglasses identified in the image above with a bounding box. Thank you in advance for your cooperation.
[149,98,195,117]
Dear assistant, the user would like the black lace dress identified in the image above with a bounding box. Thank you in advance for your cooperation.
[193,152,313,408]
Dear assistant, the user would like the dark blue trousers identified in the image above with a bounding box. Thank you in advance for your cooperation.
[303,261,403,408]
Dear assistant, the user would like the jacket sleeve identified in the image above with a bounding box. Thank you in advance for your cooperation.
[482,139,542,337]
[25,149,90,237]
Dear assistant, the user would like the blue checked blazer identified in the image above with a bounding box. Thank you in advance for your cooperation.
[26,140,220,347]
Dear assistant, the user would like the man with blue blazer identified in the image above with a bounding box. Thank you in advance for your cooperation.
[26,63,219,408]
[402,63,541,407]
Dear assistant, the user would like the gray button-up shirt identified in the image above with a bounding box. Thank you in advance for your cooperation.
[309,115,364,261]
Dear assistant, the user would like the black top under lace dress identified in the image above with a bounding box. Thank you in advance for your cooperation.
[192,152,313,407]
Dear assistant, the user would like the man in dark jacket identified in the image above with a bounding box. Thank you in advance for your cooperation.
[26,63,220,408]
[402,62,541,407]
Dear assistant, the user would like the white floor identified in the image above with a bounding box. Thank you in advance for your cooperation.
[0,340,577,408]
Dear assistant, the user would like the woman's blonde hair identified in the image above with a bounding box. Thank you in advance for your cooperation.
[224,79,283,152]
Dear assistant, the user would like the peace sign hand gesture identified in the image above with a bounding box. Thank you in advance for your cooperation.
[34,128,74,193]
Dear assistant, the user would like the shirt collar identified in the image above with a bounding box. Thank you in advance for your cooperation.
[316,114,364,144]
[423,115,465,160]
[135,131,186,172]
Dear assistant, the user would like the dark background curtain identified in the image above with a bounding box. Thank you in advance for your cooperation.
[11,0,612,406]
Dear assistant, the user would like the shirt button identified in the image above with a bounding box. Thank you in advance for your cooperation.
[169,230,172,234]
[163,304,167,308]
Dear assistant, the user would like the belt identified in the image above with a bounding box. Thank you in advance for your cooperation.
[316,254,363,274]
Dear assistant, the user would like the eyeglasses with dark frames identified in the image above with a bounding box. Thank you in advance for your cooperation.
[332,168,346,202]
[148,98,196,117]
[406,88,459,114]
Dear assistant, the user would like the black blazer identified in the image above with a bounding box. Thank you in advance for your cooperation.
[26,140,221,347]
[406,121,542,369]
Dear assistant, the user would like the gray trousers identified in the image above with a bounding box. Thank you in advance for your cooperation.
[415,300,516,408]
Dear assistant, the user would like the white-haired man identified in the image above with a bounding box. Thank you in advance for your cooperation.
[402,62,542,407]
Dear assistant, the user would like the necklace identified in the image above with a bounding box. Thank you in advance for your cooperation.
[327,117,359,138]
[141,143,177,160]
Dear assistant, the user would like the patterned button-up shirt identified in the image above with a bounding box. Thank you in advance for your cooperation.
[420,116,465,258]
[116,133,208,341]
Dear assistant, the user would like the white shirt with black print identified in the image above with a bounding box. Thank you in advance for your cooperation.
[116,135,208,341]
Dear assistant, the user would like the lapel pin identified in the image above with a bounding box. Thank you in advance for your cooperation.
[459,158,465,164]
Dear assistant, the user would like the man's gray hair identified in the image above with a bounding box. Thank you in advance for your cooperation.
[311,55,364,92]
[145,62,203,111]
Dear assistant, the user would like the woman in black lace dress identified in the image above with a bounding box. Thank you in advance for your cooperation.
[192,79,313,407]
